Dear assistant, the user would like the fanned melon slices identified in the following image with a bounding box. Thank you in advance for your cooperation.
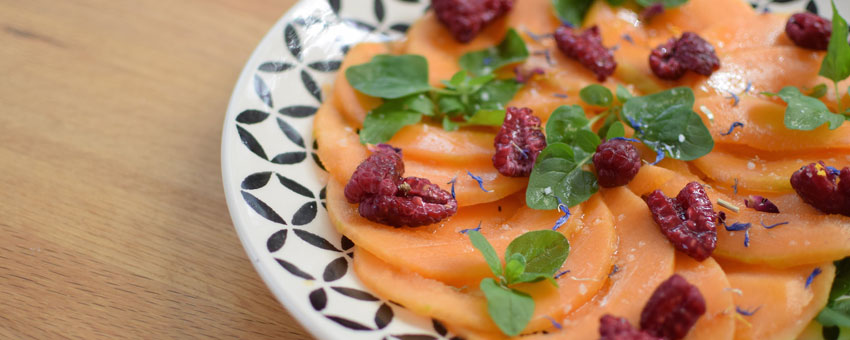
[314,99,527,206]
[352,194,616,334]
[721,261,835,340]
[517,186,676,340]
[690,147,850,193]
[628,165,850,268]
[332,42,389,126]
[698,13,792,53]
[675,254,735,340]
[693,46,823,97]
[643,0,756,35]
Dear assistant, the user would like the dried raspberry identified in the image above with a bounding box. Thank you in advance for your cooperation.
[432,0,514,43]
[599,315,661,340]
[640,3,665,22]
[649,32,720,80]
[344,144,404,204]
[493,107,547,177]
[345,144,457,227]
[593,139,641,188]
[554,25,617,81]
[786,12,832,50]
[640,274,706,340]
[790,162,850,216]
[643,182,717,261]
[744,195,780,213]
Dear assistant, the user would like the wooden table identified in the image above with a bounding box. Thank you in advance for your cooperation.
[0,0,313,338]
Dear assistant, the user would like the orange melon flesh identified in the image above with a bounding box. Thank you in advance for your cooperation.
[699,13,792,53]
[628,165,850,268]
[674,254,735,340]
[332,42,388,126]
[695,95,850,152]
[516,186,676,340]
[314,99,526,206]
[644,0,756,35]
[352,194,617,334]
[721,261,835,340]
[690,147,850,193]
[388,124,496,166]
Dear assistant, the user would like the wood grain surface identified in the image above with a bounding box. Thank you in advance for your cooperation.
[0,0,313,338]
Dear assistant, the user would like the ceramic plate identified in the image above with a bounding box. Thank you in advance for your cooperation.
[221,1,845,338]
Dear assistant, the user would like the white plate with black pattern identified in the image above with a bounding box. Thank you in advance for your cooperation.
[221,0,843,338]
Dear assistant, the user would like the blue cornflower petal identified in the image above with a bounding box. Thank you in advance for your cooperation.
[544,316,563,330]
[726,91,740,107]
[736,306,760,316]
[483,57,493,66]
[761,220,789,229]
[553,93,569,99]
[467,171,492,193]
[724,222,752,232]
[622,34,634,44]
[626,117,643,134]
[744,229,750,247]
[553,197,571,231]
[744,81,753,94]
[610,137,640,143]
[826,166,841,176]
[806,267,822,288]
[459,221,482,234]
[733,178,739,195]
[650,148,665,165]
[720,122,744,136]
[554,270,571,279]
[447,177,457,199]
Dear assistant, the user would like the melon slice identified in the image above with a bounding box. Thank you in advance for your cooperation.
[699,13,792,53]
[628,165,850,267]
[352,194,616,334]
[389,123,496,166]
[721,261,835,340]
[514,186,676,340]
[644,0,756,36]
[332,42,389,126]
[314,100,526,206]
[675,254,735,340]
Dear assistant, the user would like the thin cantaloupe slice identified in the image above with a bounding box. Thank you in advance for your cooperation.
[352,194,617,334]
[628,165,850,268]
[314,100,527,206]
[644,0,756,36]
[513,186,676,340]
[332,42,388,126]
[675,254,735,340]
[388,124,496,166]
[698,13,792,53]
[721,261,835,340]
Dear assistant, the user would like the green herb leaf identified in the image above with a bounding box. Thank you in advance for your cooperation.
[459,29,529,76]
[465,109,507,126]
[606,121,627,139]
[580,84,614,107]
[819,1,850,84]
[443,116,460,131]
[636,0,689,8]
[545,105,592,144]
[438,95,466,116]
[504,253,527,285]
[596,111,621,139]
[526,143,598,209]
[480,278,535,337]
[819,258,850,328]
[773,86,844,131]
[606,0,626,5]
[809,83,829,99]
[346,54,431,99]
[616,85,633,103]
[359,95,430,143]
[622,87,714,160]
[468,230,503,277]
[470,79,524,112]
[820,306,850,328]
[552,0,595,26]
[504,230,570,284]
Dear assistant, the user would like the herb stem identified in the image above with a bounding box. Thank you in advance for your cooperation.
[587,110,609,127]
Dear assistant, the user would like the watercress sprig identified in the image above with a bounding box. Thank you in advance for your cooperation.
[526,84,713,210]
[552,0,690,26]
[818,257,850,340]
[468,229,570,336]
[765,0,850,131]
[346,29,529,144]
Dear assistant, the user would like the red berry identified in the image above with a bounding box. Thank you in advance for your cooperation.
[493,107,547,177]
[643,182,717,261]
[649,32,720,80]
[345,144,457,227]
[593,139,641,188]
[790,162,850,216]
[432,0,513,43]
[599,315,661,340]
[640,274,706,340]
[554,25,617,81]
[786,12,832,50]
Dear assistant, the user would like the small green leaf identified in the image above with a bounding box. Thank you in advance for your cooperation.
[552,0,595,26]
[809,83,829,99]
[470,79,524,112]
[622,87,714,160]
[468,230,503,277]
[606,0,626,5]
[465,110,506,126]
[346,54,431,99]
[819,1,850,84]
[636,0,689,8]
[460,29,529,76]
[480,278,535,337]
[545,105,591,145]
[438,95,466,115]
[504,230,570,284]
[443,116,460,131]
[573,130,602,160]
[820,307,850,328]
[616,85,633,103]
[504,253,527,285]
[580,84,614,107]
[359,99,424,144]
[775,86,844,131]
[606,121,626,139]
[526,143,598,209]
[596,111,621,139]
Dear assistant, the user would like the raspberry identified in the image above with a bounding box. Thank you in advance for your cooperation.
[640,274,706,340]
[554,25,617,81]
[432,0,514,43]
[345,144,458,227]
[649,32,720,80]
[593,139,641,188]
[643,182,717,261]
[492,107,547,177]
[786,12,832,50]
[599,315,661,340]
[790,162,850,216]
